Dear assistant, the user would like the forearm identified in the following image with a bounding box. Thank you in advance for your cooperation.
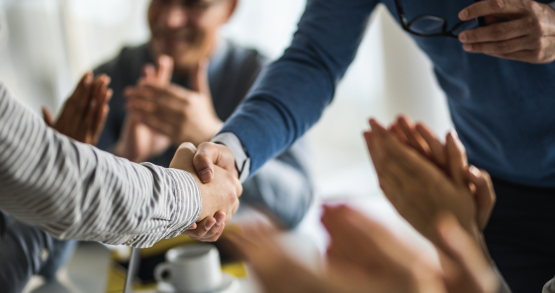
[220,0,377,175]
[0,85,201,247]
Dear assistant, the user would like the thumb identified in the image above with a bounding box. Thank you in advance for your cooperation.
[156,55,174,85]
[42,107,55,127]
[190,60,211,96]
[193,142,237,183]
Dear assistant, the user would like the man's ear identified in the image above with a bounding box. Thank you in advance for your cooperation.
[224,0,239,23]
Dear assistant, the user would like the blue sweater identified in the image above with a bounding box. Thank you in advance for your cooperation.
[221,0,555,187]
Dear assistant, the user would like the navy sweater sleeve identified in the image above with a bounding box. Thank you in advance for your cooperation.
[219,0,378,174]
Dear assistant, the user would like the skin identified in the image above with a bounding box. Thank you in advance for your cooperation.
[169,142,242,241]
[148,0,238,74]
[227,205,446,293]
[458,0,555,63]
[42,73,113,145]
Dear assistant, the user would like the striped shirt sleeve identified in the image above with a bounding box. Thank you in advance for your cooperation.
[0,84,201,248]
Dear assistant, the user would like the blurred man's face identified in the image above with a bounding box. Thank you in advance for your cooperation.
[148,0,236,73]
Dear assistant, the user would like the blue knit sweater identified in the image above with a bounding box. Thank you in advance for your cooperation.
[221,0,555,187]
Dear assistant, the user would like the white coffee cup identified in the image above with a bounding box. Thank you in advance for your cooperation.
[154,244,222,293]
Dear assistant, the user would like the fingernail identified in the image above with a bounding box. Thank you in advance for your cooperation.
[459,33,467,42]
[459,9,468,20]
[206,221,215,230]
[463,44,473,51]
[200,169,212,182]
[469,165,481,177]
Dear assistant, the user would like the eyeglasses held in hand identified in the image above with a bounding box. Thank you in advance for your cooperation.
[394,0,484,38]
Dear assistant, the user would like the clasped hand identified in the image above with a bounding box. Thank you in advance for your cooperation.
[459,0,555,63]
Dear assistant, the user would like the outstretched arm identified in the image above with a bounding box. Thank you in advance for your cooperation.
[0,84,240,247]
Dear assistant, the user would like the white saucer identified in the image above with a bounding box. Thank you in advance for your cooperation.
[157,273,239,293]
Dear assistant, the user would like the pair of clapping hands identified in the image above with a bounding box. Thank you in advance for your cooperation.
[224,116,501,293]
[42,56,239,242]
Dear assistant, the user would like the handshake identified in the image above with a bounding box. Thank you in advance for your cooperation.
[169,142,242,242]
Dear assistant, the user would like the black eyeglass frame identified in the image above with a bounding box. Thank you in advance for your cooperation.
[393,0,485,38]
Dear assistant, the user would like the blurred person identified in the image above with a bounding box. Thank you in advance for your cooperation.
[94,0,313,238]
[0,74,241,292]
[190,0,555,291]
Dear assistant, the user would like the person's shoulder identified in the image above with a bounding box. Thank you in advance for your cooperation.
[94,44,150,76]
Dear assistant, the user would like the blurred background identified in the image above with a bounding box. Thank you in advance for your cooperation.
[0,0,453,199]
[0,0,454,291]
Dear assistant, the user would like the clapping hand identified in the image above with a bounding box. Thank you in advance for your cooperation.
[114,56,173,162]
[125,56,223,147]
[42,73,112,145]
[458,0,555,63]
[226,205,446,293]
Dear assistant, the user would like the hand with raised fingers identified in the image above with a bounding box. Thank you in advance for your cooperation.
[169,143,242,242]
[125,59,223,147]
[388,116,496,232]
[226,222,382,293]
[322,205,446,293]
[436,214,500,293]
[114,55,173,162]
[458,0,555,63]
[365,119,480,244]
[42,72,112,145]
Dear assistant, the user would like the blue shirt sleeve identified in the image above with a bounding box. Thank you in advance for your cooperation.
[219,0,378,174]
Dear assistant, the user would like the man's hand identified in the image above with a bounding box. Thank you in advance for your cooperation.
[436,214,499,293]
[226,205,446,293]
[126,58,223,147]
[458,0,555,63]
[389,116,496,231]
[365,119,480,244]
[42,73,112,145]
[193,142,238,183]
[114,56,173,162]
[169,143,242,242]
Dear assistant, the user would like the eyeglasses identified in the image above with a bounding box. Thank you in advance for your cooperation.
[394,0,483,38]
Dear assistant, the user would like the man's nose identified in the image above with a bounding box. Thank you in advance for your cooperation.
[164,5,187,28]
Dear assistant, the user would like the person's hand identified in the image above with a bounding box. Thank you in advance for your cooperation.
[226,205,446,293]
[458,0,555,63]
[169,143,242,242]
[126,57,223,147]
[114,56,173,162]
[193,142,238,183]
[322,205,446,293]
[42,73,112,145]
[365,119,480,244]
[389,116,496,231]
[436,214,499,293]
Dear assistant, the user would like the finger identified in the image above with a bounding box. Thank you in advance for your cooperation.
[388,123,408,145]
[465,167,496,230]
[190,59,211,96]
[445,131,468,186]
[156,55,174,85]
[463,36,538,55]
[143,64,157,82]
[184,216,216,238]
[415,123,446,169]
[459,0,524,21]
[397,115,431,158]
[188,223,198,230]
[83,76,108,131]
[92,90,112,145]
[75,73,94,114]
[459,18,534,44]
[41,107,55,127]
[193,142,238,183]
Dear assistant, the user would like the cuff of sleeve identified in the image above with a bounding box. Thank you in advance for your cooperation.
[549,1,555,10]
[212,132,251,183]
[544,278,555,293]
